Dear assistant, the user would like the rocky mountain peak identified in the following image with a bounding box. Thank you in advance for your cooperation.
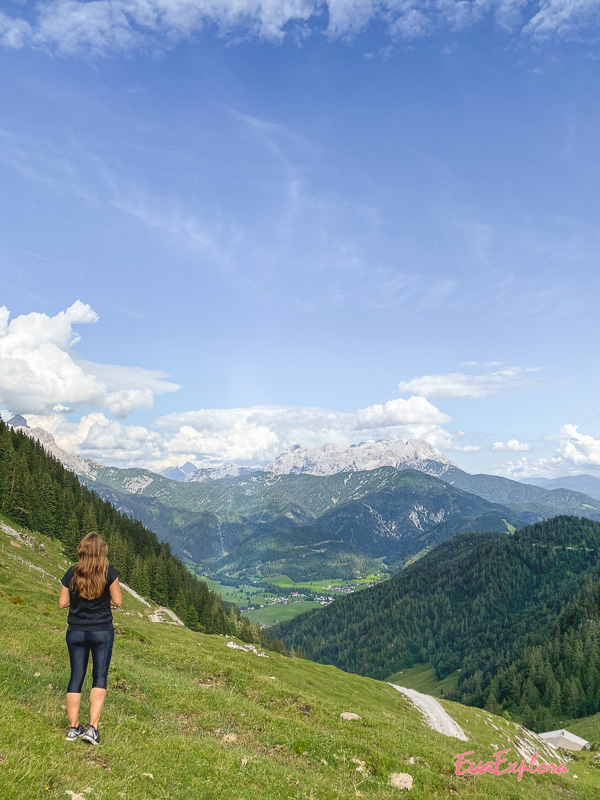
[265,439,456,478]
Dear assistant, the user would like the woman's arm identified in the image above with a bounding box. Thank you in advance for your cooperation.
[58,585,70,608]
[110,578,123,607]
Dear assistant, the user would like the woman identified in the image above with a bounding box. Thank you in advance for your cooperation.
[58,531,122,745]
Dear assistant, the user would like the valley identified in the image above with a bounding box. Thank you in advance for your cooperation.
[2,511,600,799]
[190,571,388,626]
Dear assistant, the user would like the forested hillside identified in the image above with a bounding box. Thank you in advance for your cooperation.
[86,466,526,580]
[275,516,600,729]
[0,417,266,644]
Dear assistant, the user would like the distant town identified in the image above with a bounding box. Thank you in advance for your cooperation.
[243,581,379,613]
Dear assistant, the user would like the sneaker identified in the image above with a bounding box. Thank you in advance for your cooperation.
[65,723,86,742]
[81,725,100,746]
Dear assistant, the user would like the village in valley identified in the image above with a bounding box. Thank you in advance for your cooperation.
[193,572,387,626]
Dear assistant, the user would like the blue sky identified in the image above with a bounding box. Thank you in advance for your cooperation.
[1,0,599,477]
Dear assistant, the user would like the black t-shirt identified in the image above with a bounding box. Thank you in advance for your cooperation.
[61,564,120,630]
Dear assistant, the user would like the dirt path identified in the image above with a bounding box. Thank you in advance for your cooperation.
[388,683,469,741]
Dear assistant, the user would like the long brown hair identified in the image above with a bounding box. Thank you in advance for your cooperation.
[71,532,109,599]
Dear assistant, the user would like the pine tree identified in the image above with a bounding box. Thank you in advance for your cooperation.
[64,512,81,562]
[173,588,187,621]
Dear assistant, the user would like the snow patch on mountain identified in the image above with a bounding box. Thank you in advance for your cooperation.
[265,439,456,478]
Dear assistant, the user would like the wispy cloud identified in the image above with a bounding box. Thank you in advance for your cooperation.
[397,366,541,399]
[3,244,51,261]
[1,0,598,56]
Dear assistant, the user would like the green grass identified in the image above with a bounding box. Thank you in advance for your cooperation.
[560,712,600,744]
[2,517,600,800]
[503,520,517,535]
[198,577,274,608]
[264,575,386,591]
[244,601,322,626]
[385,663,459,699]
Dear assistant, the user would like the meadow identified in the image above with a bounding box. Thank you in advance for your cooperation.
[2,519,600,800]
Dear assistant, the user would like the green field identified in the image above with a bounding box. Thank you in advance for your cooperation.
[189,574,388,626]
[198,577,273,607]
[244,601,322,626]
[264,574,387,591]
[3,517,600,800]
[386,662,459,699]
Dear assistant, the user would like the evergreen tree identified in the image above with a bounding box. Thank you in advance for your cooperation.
[0,418,261,642]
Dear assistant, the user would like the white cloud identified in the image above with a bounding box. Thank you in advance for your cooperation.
[556,424,600,467]
[524,0,600,38]
[499,456,561,480]
[491,438,531,452]
[397,366,540,399]
[22,392,475,469]
[497,423,600,479]
[0,302,179,417]
[0,0,596,55]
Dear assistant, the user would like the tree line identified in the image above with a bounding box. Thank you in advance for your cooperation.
[0,418,285,652]
[275,515,600,729]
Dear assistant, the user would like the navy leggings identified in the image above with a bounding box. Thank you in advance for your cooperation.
[66,628,114,693]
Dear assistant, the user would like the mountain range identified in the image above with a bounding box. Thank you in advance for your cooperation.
[526,474,600,501]
[8,416,600,582]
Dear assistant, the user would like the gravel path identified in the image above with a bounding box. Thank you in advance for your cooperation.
[388,683,469,741]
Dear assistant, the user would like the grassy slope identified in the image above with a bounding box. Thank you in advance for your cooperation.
[2,520,600,800]
[244,601,322,626]
[386,663,459,699]
[561,713,600,744]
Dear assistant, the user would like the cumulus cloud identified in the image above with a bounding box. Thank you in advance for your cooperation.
[0,0,596,55]
[491,438,531,451]
[497,423,600,479]
[499,456,561,480]
[0,302,179,417]
[556,424,600,467]
[397,366,540,399]
[21,393,475,469]
[156,395,472,463]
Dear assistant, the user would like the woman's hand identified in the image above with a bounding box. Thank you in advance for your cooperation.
[58,585,70,608]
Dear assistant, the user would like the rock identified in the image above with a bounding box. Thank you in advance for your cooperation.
[225,641,269,657]
[390,773,413,790]
[340,712,361,721]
